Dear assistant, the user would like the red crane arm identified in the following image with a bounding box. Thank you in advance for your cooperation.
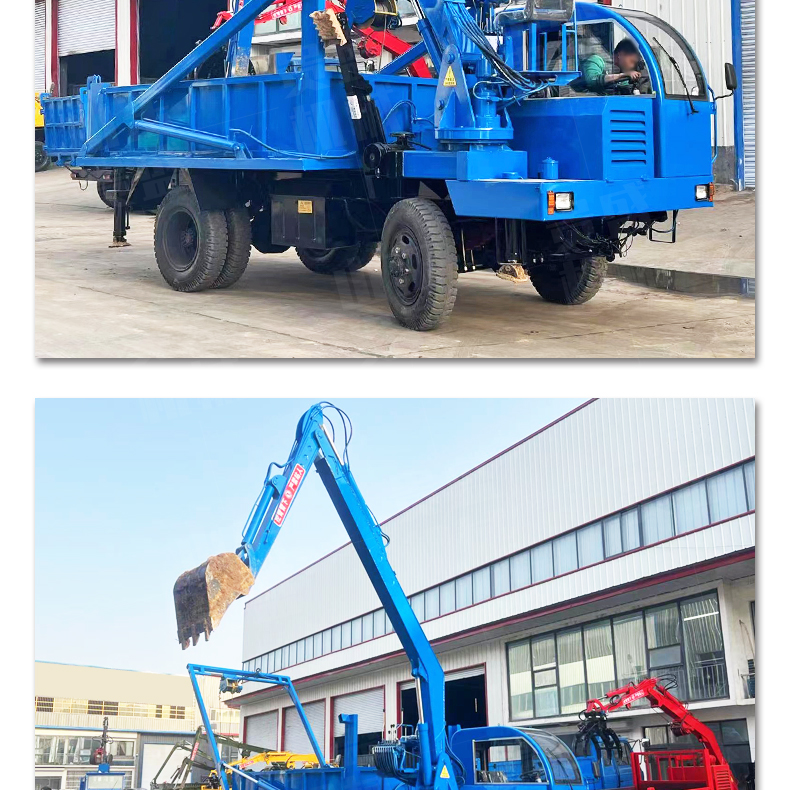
[584,678,729,768]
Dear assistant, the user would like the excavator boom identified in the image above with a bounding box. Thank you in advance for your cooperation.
[172,403,458,790]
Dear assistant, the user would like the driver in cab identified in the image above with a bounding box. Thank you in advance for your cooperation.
[580,38,643,93]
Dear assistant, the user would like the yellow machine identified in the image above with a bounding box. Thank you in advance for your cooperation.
[35,93,50,171]
[205,751,326,787]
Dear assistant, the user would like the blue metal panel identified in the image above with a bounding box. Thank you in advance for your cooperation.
[446,175,712,221]
[730,0,745,190]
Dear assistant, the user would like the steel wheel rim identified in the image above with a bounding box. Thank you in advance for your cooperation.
[165,209,199,272]
[387,230,422,306]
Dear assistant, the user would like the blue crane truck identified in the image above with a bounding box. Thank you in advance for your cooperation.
[41,0,737,330]
[171,402,733,790]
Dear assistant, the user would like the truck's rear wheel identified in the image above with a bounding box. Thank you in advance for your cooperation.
[529,257,607,305]
[296,243,377,274]
[381,198,458,331]
[35,141,50,172]
[154,186,228,292]
[97,180,114,208]
[211,206,252,289]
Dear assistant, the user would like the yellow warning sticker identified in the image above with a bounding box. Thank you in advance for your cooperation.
[297,200,313,214]
[443,69,457,88]
[440,767,450,779]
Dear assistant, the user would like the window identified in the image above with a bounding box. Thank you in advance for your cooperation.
[322,629,332,654]
[331,625,342,651]
[531,542,553,583]
[411,592,426,622]
[473,567,492,603]
[456,574,473,609]
[557,629,585,714]
[744,461,755,510]
[373,609,386,637]
[681,593,728,700]
[510,550,531,589]
[619,9,705,98]
[577,522,604,567]
[529,731,582,784]
[672,481,709,534]
[305,635,314,661]
[492,559,510,597]
[621,508,640,551]
[341,621,352,649]
[36,696,54,713]
[645,603,683,692]
[507,591,727,720]
[425,587,440,620]
[351,618,362,645]
[289,642,297,666]
[583,620,615,701]
[603,515,622,557]
[707,467,748,523]
[508,641,533,719]
[362,613,374,641]
[531,636,559,717]
[553,533,578,576]
[641,494,674,544]
[613,612,648,686]
[440,581,456,615]
[473,737,548,784]
[297,640,305,664]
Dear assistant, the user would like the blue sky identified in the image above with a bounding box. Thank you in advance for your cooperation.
[35,398,587,676]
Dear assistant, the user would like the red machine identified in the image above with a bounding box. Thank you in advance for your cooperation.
[576,677,737,790]
[212,1,431,77]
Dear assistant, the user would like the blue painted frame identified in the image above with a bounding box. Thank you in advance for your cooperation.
[187,664,328,790]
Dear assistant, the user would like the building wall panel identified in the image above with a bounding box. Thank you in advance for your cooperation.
[244,399,754,661]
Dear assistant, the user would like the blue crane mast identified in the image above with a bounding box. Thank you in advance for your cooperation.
[174,403,457,790]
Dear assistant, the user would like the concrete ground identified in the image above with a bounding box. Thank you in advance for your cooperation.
[626,188,755,278]
[35,168,755,358]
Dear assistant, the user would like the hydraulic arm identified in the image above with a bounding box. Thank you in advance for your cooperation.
[573,677,735,786]
[173,403,460,790]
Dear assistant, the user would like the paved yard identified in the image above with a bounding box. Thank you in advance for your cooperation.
[35,168,755,358]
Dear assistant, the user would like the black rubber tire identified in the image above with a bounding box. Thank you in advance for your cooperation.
[35,141,50,172]
[154,186,228,292]
[211,206,252,289]
[97,180,114,208]
[296,243,378,274]
[529,257,607,305]
[380,198,458,331]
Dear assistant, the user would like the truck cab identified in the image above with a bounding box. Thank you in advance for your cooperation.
[572,734,634,789]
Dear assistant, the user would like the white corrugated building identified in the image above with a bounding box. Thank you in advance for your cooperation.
[33,1,754,188]
[229,399,756,789]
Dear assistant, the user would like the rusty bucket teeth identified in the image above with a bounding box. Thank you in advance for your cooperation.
[174,553,255,650]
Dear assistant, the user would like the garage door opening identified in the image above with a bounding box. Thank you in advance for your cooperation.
[400,670,487,732]
[139,0,228,83]
[60,50,115,96]
[332,688,385,767]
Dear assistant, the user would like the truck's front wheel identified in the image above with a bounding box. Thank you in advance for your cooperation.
[296,244,377,274]
[381,198,458,331]
[529,257,607,305]
[154,186,228,292]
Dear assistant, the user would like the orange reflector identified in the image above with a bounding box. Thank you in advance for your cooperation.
[709,183,715,199]
[547,191,556,215]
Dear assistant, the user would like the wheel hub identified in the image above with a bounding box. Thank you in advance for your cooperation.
[388,232,422,305]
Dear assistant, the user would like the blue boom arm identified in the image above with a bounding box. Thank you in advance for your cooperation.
[176,403,458,790]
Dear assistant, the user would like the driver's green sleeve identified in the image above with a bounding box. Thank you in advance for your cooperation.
[581,55,607,90]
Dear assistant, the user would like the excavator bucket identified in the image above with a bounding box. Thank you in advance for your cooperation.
[174,553,255,649]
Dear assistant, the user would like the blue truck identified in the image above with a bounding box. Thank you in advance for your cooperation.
[41,0,737,330]
[171,403,732,790]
